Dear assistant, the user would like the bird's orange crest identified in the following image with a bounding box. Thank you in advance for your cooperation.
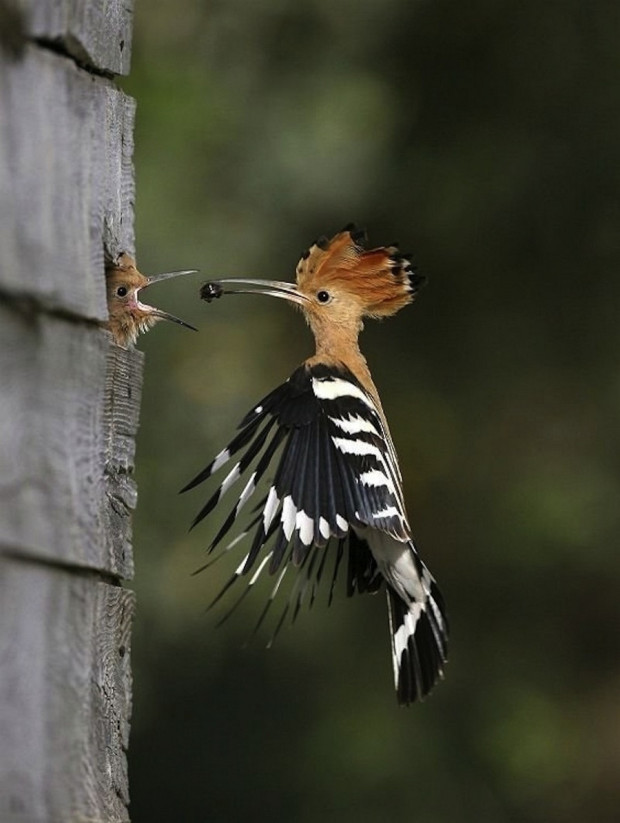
[295,224,425,318]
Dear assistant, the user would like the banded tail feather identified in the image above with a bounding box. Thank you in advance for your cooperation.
[386,551,448,703]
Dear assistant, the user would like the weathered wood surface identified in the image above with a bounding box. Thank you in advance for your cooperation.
[0,43,135,320]
[0,2,138,820]
[0,307,142,577]
[0,560,134,823]
[13,0,132,75]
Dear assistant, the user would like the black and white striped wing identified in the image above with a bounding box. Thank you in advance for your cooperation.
[182,362,447,701]
[183,362,406,585]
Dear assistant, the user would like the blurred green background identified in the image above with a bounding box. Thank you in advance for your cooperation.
[122,1,620,821]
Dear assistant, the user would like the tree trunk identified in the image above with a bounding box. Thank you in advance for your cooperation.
[0,2,138,820]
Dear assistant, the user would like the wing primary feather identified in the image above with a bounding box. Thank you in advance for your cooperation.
[241,498,283,574]
[207,426,286,551]
[314,543,331,593]
[214,585,252,627]
[309,415,326,546]
[328,538,346,606]
[308,544,326,608]
[207,498,262,552]
[333,452,359,531]
[188,416,275,530]
[320,416,345,537]
[236,380,291,428]
[209,501,260,553]
[214,552,274,628]
[191,525,255,576]
[180,413,269,493]
[272,427,299,505]
[192,546,236,576]
[204,565,246,613]
[266,554,296,646]
[290,424,313,565]
[267,432,299,572]
[267,601,291,648]
[269,526,291,574]
[293,545,320,621]
[249,492,269,514]
[249,563,289,640]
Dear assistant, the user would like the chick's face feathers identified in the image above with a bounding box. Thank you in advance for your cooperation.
[104,253,197,347]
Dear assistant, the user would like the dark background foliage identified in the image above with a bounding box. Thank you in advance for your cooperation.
[123,1,620,820]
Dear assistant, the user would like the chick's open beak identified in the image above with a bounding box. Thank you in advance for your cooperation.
[140,269,199,330]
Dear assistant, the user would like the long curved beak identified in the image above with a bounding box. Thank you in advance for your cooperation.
[140,269,199,331]
[146,269,198,286]
[201,278,309,306]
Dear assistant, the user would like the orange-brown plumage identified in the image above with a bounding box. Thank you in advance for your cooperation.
[296,226,422,319]
[200,224,425,403]
[294,227,424,404]
[192,226,446,705]
[104,253,197,347]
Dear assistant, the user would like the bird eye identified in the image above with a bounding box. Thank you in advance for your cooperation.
[116,286,128,297]
[316,290,331,304]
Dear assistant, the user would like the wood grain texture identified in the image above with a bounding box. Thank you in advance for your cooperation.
[0,308,141,579]
[0,558,134,823]
[0,6,139,818]
[0,44,135,320]
[102,339,144,580]
[27,0,133,75]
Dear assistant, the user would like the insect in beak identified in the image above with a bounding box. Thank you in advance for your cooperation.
[200,278,309,307]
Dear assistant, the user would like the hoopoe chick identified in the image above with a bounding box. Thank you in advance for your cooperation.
[184,225,447,705]
[104,253,197,347]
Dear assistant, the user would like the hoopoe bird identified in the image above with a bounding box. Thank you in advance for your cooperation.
[104,252,197,347]
[183,225,447,704]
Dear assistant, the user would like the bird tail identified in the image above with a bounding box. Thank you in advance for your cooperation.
[387,571,448,705]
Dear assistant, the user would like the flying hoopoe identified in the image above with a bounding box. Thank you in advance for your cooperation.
[183,225,447,704]
[104,253,198,347]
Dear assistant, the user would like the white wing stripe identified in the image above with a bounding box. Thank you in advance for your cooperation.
[249,552,273,585]
[295,509,314,546]
[220,462,241,495]
[234,552,250,575]
[359,468,394,491]
[263,486,280,532]
[336,514,349,532]
[237,471,257,509]
[371,505,402,520]
[331,436,384,460]
[211,448,230,473]
[281,495,297,541]
[312,376,375,408]
[329,414,381,437]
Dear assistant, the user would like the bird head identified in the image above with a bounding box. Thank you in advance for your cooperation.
[105,253,197,347]
[201,225,425,339]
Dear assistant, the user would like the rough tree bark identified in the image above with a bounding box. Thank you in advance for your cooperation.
[0,2,138,821]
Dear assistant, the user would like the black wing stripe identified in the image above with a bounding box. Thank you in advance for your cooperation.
[290,424,314,564]
[318,415,345,538]
[187,416,276,528]
[207,419,284,550]
[328,537,346,606]
[181,412,269,493]
[214,426,288,560]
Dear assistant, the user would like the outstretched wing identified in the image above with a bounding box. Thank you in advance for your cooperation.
[182,363,407,601]
[183,361,448,702]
